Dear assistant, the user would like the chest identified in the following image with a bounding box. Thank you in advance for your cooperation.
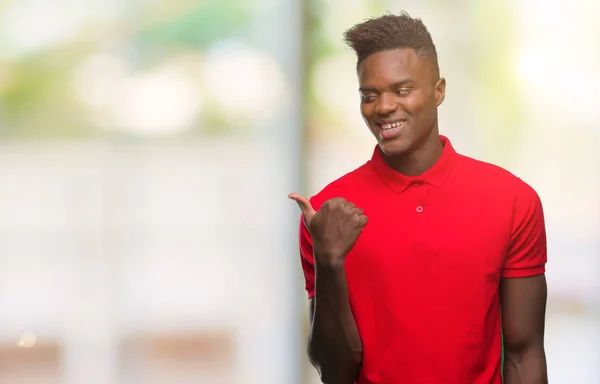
[343,186,512,300]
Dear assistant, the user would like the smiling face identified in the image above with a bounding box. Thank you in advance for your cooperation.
[358,48,446,157]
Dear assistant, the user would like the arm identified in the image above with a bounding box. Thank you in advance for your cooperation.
[308,260,362,384]
[500,275,548,383]
[500,182,548,383]
[299,216,362,384]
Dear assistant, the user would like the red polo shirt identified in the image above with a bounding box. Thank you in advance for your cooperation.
[298,136,547,384]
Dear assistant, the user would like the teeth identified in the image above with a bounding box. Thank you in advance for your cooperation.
[381,121,404,130]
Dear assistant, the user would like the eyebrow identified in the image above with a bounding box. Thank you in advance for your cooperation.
[359,79,416,93]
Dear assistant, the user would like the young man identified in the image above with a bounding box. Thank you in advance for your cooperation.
[289,12,548,384]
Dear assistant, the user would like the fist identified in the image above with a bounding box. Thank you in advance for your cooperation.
[289,193,368,264]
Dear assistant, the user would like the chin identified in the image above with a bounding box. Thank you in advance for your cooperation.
[378,138,412,157]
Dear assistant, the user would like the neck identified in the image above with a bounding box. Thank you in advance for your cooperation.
[382,129,444,176]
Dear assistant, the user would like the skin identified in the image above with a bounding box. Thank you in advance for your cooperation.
[290,47,547,383]
[289,195,365,384]
[501,275,548,383]
[358,48,446,175]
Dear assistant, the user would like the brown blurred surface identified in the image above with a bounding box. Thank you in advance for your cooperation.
[119,330,235,384]
[0,341,61,384]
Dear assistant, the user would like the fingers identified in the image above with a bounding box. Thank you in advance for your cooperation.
[288,193,317,224]
[354,209,367,226]
[322,198,366,223]
[289,194,368,229]
[344,205,367,227]
[349,207,368,227]
[351,207,364,216]
[329,197,355,209]
[359,215,368,226]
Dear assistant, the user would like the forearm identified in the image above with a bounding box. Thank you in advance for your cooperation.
[503,344,548,384]
[309,261,362,384]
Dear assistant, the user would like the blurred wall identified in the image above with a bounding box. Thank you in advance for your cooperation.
[0,0,598,383]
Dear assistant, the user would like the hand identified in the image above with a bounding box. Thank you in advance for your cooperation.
[289,193,368,265]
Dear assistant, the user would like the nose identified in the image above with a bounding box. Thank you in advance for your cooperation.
[374,92,397,116]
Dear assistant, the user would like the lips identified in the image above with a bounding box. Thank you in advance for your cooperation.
[376,119,407,140]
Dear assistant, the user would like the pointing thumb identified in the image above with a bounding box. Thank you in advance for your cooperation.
[288,193,317,225]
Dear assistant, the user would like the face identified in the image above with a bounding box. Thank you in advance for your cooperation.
[358,49,446,157]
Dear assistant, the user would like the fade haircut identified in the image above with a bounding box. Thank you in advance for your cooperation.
[343,12,439,73]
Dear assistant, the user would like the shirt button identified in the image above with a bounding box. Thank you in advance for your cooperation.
[416,206,423,213]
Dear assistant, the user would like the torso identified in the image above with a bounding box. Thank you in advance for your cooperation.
[309,139,522,383]
[343,176,508,383]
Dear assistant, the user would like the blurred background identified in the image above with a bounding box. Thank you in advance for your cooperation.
[0,0,598,383]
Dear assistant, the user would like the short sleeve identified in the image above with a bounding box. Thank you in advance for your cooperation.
[298,214,316,299]
[501,183,547,278]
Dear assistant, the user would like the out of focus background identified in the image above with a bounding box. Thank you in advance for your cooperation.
[0,0,598,383]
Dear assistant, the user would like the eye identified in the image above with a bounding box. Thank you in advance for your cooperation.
[395,89,411,96]
[360,94,377,103]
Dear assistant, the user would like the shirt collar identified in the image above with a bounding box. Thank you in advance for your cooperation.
[369,135,457,194]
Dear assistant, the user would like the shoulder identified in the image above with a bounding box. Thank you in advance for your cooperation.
[309,162,373,210]
[454,153,540,201]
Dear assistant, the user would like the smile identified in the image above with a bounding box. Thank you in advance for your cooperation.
[380,120,406,130]
[376,119,407,140]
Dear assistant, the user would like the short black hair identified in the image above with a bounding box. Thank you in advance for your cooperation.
[343,12,438,71]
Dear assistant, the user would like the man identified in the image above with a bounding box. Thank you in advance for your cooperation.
[289,12,548,384]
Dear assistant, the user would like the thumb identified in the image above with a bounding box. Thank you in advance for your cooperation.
[288,193,317,224]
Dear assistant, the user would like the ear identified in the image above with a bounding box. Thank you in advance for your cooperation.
[435,77,446,107]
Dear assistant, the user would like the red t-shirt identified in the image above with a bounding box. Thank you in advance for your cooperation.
[298,136,547,384]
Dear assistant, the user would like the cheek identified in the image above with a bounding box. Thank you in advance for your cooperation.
[360,104,374,121]
[401,95,427,114]
[403,97,437,126]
